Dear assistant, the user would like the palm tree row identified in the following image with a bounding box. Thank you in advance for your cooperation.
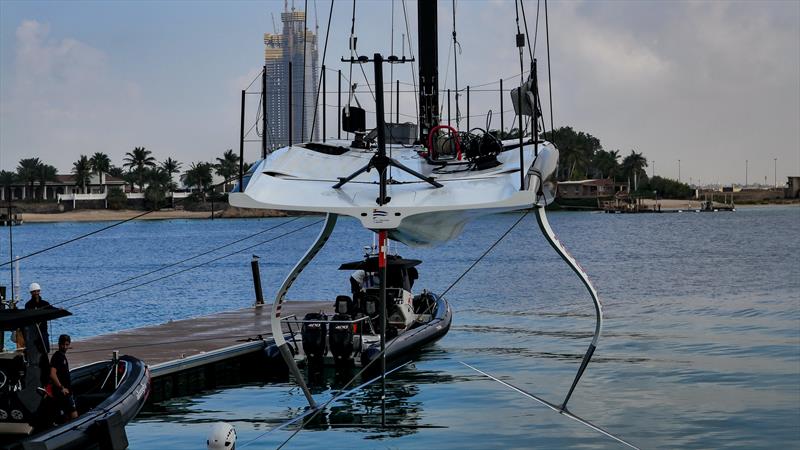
[550,126,648,189]
[1,148,243,202]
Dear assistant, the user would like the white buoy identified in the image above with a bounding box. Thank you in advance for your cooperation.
[207,422,236,450]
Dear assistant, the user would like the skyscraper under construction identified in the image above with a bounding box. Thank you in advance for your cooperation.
[264,4,319,149]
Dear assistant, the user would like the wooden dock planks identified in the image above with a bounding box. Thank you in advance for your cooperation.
[69,301,333,369]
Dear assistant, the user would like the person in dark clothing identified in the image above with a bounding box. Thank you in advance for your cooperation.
[24,282,51,353]
[50,334,77,420]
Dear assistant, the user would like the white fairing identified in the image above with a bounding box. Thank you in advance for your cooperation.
[230,140,559,246]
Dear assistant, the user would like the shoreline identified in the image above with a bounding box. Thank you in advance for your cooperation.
[19,208,289,223]
[16,202,797,224]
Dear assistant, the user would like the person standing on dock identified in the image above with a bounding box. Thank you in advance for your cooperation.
[24,282,52,353]
[50,334,78,421]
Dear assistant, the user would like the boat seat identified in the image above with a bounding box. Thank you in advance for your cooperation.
[334,295,355,316]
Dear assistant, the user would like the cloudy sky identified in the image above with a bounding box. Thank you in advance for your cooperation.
[1,0,798,185]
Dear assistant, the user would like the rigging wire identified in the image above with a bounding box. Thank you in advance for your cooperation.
[440,211,529,298]
[401,0,419,125]
[519,0,534,63]
[545,0,555,141]
[53,217,302,306]
[61,219,325,310]
[301,0,309,142]
[0,210,153,268]
[451,0,462,128]
[310,0,336,140]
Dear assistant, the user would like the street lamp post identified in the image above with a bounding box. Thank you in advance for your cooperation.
[774,158,777,188]
[678,159,681,183]
[745,159,748,187]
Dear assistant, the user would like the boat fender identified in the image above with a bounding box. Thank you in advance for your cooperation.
[207,422,237,450]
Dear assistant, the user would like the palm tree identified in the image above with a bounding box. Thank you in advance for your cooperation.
[37,164,58,200]
[214,149,239,191]
[144,167,172,210]
[181,162,214,201]
[122,147,156,191]
[0,170,17,201]
[621,150,648,191]
[89,152,112,185]
[160,157,182,192]
[591,149,620,180]
[16,157,41,200]
[72,155,93,194]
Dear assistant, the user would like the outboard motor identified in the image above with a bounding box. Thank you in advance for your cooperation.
[329,313,355,364]
[301,313,327,364]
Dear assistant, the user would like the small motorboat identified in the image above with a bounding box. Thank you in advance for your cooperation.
[265,253,452,374]
[0,307,150,450]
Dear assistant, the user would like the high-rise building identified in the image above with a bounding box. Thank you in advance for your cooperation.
[264,4,319,149]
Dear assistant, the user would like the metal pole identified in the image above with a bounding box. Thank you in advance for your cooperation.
[374,54,389,206]
[378,229,388,427]
[7,205,13,303]
[774,158,777,188]
[745,159,748,186]
[447,89,451,127]
[251,255,264,305]
[396,80,400,124]
[288,61,293,147]
[239,89,245,189]
[262,65,267,159]
[466,85,470,132]
[322,64,326,142]
[678,159,681,183]
[337,70,342,140]
[500,78,504,133]
[533,59,538,157]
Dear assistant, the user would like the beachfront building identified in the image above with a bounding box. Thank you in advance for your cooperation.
[0,172,126,202]
[263,3,319,149]
[556,179,627,199]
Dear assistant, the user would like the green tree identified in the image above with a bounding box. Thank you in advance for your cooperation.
[591,149,620,180]
[107,166,125,178]
[621,150,648,191]
[181,162,213,201]
[16,157,41,199]
[214,149,239,191]
[550,127,602,181]
[37,164,58,200]
[160,157,182,192]
[122,147,156,191]
[144,167,171,210]
[89,152,112,183]
[0,170,17,201]
[72,155,93,194]
[106,187,127,210]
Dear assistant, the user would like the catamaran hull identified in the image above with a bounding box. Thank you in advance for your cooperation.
[230,141,558,246]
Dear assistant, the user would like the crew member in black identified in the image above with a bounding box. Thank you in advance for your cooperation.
[24,282,52,353]
[50,334,77,420]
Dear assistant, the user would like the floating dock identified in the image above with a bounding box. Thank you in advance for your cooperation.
[70,301,333,402]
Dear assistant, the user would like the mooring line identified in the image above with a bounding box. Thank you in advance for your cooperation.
[61,219,324,309]
[460,361,640,449]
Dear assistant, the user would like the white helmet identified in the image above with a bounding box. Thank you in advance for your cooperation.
[29,282,41,292]
[207,422,236,450]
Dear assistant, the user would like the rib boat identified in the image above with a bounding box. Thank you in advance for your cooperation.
[0,307,149,450]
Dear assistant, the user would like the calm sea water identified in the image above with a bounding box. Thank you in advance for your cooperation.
[1,206,798,449]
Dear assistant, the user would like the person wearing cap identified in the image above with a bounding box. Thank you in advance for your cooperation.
[25,282,52,353]
[50,334,77,421]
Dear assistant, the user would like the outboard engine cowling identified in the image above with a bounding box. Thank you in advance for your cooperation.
[329,313,355,363]
[301,313,328,363]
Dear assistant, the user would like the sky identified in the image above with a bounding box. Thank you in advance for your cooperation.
[0,0,798,186]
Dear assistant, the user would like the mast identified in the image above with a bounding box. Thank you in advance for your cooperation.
[417,0,439,144]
